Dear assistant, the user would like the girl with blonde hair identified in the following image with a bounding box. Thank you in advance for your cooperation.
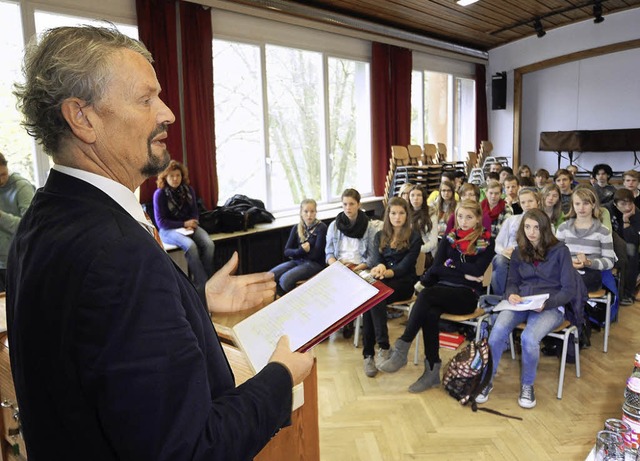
[269,199,327,295]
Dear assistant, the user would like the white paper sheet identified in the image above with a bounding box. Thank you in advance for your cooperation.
[232,262,378,372]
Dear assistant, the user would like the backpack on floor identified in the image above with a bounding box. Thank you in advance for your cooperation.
[442,338,522,420]
[442,338,492,411]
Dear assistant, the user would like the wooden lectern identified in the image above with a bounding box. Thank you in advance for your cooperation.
[212,307,320,461]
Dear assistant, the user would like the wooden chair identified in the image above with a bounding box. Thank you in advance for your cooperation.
[391,145,410,167]
[509,320,580,399]
[480,140,493,156]
[437,143,447,163]
[407,145,423,165]
[467,151,478,172]
[423,144,438,164]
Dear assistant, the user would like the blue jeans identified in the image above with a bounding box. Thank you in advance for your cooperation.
[488,307,565,386]
[159,226,214,291]
[269,260,324,293]
[490,254,510,295]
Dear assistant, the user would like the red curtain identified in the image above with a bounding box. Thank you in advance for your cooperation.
[179,2,217,209]
[475,63,489,153]
[371,43,412,196]
[135,0,218,208]
[135,0,183,204]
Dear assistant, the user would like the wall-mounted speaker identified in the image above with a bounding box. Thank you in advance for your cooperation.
[491,72,507,110]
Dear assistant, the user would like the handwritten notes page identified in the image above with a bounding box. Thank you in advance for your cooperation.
[232,262,378,373]
[493,293,550,312]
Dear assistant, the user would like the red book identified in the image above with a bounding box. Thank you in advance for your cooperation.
[439,332,466,350]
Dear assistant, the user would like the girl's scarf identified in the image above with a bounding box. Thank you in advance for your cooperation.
[482,198,506,222]
[446,227,491,256]
[164,184,193,218]
[336,210,369,239]
[302,220,321,242]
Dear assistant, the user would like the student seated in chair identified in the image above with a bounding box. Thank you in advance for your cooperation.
[433,180,457,237]
[480,179,512,238]
[407,185,438,257]
[444,183,491,234]
[503,174,522,215]
[427,171,459,206]
[378,200,494,393]
[534,168,550,190]
[607,188,640,305]
[556,187,616,292]
[541,184,565,230]
[592,163,616,208]
[325,188,377,338]
[363,197,421,378]
[477,209,586,409]
[490,188,540,295]
[269,199,327,296]
[554,169,574,215]
[622,170,640,209]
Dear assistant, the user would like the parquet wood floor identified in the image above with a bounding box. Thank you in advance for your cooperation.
[314,302,640,460]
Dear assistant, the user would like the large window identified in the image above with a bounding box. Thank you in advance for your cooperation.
[411,70,475,162]
[213,39,371,212]
[0,1,34,183]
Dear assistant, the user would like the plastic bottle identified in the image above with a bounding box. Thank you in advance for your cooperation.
[622,354,640,455]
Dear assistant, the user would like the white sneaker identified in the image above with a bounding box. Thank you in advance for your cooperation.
[475,383,493,404]
[518,384,536,409]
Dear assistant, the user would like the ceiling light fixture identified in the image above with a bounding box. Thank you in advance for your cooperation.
[457,0,480,6]
[533,18,546,38]
[593,1,605,23]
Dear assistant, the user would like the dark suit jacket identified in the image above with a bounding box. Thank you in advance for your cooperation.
[7,170,292,461]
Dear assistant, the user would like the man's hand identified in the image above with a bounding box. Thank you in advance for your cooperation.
[502,247,514,258]
[205,252,276,313]
[269,336,314,386]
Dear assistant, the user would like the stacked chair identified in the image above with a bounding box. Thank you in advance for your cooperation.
[384,143,469,204]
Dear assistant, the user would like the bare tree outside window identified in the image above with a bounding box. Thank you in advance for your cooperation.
[213,41,266,204]
[214,39,371,212]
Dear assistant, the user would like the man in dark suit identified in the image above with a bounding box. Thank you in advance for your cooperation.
[7,25,312,460]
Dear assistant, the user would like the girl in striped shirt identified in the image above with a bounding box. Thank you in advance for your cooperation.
[555,186,616,292]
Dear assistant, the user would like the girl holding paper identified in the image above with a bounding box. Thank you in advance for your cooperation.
[477,209,583,409]
[363,197,421,378]
[378,200,494,393]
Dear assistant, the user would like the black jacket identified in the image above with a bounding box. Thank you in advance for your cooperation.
[7,170,292,461]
